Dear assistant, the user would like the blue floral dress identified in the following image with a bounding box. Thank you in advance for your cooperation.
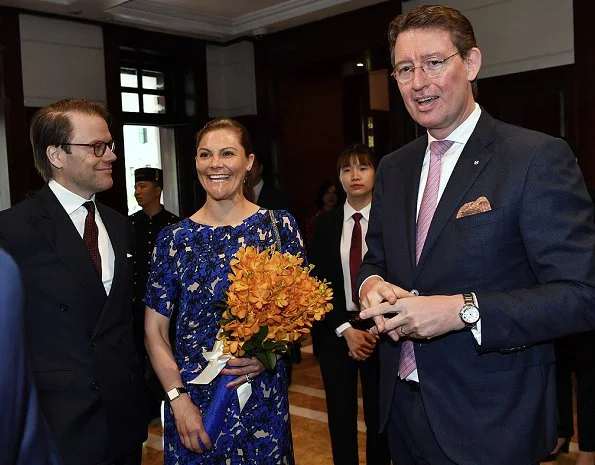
[145,209,303,464]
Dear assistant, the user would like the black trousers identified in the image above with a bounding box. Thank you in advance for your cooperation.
[109,447,142,465]
[555,331,595,451]
[316,333,390,465]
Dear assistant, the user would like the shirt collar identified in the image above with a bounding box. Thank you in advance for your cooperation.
[48,179,96,215]
[427,103,482,148]
[343,201,371,223]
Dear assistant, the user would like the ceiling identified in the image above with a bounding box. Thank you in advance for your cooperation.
[0,0,390,41]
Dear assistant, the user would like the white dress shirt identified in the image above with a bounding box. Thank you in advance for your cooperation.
[253,179,264,201]
[48,179,115,294]
[359,104,483,382]
[403,103,483,381]
[336,201,371,336]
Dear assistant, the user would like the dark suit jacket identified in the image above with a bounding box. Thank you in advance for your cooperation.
[257,182,292,211]
[0,248,63,465]
[357,110,595,465]
[0,186,147,465]
[310,206,351,342]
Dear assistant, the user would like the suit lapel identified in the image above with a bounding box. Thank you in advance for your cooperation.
[32,186,106,302]
[416,111,496,272]
[330,208,344,284]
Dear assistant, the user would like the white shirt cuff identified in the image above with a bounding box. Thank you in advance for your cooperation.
[470,292,481,345]
[335,322,352,337]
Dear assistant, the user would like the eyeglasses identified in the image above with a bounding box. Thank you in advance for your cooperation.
[59,140,115,157]
[391,51,461,84]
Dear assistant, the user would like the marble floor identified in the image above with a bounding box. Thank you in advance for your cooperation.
[140,343,580,465]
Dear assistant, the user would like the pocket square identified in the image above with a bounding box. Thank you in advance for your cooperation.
[456,196,492,218]
[126,253,133,258]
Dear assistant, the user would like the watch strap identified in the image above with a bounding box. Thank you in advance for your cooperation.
[167,386,188,401]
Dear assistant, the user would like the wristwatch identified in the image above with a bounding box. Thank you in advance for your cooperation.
[166,386,188,402]
[459,293,480,328]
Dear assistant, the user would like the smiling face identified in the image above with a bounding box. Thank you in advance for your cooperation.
[195,128,254,202]
[48,112,116,199]
[394,27,481,140]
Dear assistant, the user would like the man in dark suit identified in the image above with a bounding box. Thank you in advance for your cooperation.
[357,5,595,465]
[130,167,179,423]
[0,99,147,465]
[0,248,63,465]
[247,153,292,211]
[310,144,389,465]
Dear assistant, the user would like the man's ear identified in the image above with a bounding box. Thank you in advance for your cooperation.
[247,153,255,172]
[465,47,482,82]
[46,145,64,169]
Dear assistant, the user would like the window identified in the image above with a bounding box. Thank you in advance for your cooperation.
[120,66,167,114]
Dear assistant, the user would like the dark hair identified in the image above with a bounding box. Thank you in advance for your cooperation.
[30,99,110,181]
[195,118,253,155]
[388,5,479,97]
[315,181,338,209]
[337,144,378,175]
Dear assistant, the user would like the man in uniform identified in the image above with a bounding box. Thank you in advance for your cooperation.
[129,167,179,423]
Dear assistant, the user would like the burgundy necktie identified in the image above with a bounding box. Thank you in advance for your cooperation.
[83,201,102,275]
[399,140,453,380]
[349,212,363,306]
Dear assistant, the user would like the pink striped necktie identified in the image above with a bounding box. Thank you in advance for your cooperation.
[399,139,453,380]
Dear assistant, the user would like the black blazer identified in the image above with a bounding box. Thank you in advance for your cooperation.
[0,185,147,465]
[256,182,292,212]
[310,206,350,343]
[357,110,595,464]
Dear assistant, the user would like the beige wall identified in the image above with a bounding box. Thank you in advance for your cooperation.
[402,0,573,79]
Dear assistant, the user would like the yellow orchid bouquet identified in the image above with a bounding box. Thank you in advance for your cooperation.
[218,245,333,370]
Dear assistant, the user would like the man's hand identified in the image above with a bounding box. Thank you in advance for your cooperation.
[360,294,465,341]
[359,277,414,335]
[343,327,378,361]
[170,394,212,454]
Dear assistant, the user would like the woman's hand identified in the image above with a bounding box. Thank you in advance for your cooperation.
[170,394,212,454]
[221,356,266,388]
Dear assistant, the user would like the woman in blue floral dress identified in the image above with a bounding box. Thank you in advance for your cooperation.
[144,118,302,464]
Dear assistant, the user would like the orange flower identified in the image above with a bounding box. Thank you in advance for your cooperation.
[218,245,333,369]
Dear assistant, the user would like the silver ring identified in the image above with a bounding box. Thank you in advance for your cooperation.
[245,374,252,384]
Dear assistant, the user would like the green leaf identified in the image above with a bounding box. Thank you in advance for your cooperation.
[251,326,269,345]
[265,351,277,370]
[242,339,257,351]
[255,352,272,370]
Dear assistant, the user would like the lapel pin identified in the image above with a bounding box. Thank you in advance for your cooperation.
[473,160,479,165]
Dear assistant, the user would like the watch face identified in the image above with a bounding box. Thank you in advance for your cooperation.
[167,388,179,401]
[461,305,480,324]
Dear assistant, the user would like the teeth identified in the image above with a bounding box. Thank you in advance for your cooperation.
[417,96,436,104]
[209,175,229,180]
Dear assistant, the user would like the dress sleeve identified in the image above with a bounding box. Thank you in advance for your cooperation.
[144,225,180,318]
[274,210,305,257]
